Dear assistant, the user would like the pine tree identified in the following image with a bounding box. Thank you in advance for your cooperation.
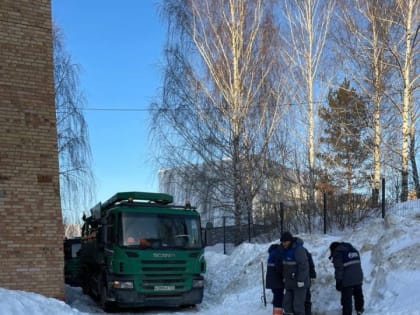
[319,79,371,198]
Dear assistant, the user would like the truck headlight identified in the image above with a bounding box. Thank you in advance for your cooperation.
[193,279,204,288]
[112,280,134,289]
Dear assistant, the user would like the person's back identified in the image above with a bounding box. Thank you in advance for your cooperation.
[331,242,363,287]
[330,242,364,315]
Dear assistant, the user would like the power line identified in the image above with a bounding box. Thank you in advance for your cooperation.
[59,100,328,113]
[80,107,150,112]
[57,91,412,113]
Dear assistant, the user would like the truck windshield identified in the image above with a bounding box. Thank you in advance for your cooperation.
[121,212,202,249]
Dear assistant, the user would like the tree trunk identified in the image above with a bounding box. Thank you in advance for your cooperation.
[399,0,415,202]
[233,134,243,245]
[372,22,382,208]
[410,127,420,198]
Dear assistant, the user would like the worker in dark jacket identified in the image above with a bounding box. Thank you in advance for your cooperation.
[329,242,365,315]
[278,232,309,315]
[294,237,316,315]
[266,243,284,315]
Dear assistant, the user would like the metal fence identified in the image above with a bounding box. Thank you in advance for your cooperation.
[203,191,420,252]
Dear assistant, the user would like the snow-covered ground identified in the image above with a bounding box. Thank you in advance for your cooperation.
[1,200,420,315]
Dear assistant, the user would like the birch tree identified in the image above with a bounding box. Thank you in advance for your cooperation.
[152,0,286,243]
[53,25,94,223]
[278,0,335,229]
[387,0,419,201]
[335,0,394,206]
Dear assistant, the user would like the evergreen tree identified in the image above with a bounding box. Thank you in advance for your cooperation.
[319,79,371,198]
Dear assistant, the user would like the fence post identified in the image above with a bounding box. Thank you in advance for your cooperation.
[280,202,284,235]
[247,209,251,243]
[323,192,327,234]
[223,216,226,255]
[382,178,386,219]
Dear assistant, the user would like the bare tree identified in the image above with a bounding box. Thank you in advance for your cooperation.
[64,224,81,238]
[152,0,287,243]
[335,0,394,207]
[386,0,419,201]
[53,25,95,224]
[277,0,335,230]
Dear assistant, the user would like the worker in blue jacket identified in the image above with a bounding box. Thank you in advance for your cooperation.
[329,242,365,315]
[266,243,284,315]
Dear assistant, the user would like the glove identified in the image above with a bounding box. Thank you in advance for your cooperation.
[335,281,342,291]
[297,281,304,288]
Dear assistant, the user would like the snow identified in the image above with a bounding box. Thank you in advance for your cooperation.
[1,201,420,315]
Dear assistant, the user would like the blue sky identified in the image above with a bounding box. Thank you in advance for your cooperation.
[51,1,166,204]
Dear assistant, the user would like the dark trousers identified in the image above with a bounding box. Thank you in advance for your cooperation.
[272,288,284,308]
[284,288,306,315]
[341,284,364,315]
[305,288,312,315]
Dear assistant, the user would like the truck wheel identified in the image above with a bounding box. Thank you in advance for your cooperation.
[100,284,114,313]
[81,283,89,295]
[81,277,90,296]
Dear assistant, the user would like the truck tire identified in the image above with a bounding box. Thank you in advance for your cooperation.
[100,283,115,313]
[81,282,89,295]
[81,276,90,296]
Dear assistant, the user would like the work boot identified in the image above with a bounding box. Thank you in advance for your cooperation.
[273,307,284,315]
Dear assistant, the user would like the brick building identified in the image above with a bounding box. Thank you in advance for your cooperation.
[0,0,64,299]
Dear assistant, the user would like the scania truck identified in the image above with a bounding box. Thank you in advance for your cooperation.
[79,192,206,312]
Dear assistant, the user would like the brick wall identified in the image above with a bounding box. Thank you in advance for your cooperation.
[0,0,64,299]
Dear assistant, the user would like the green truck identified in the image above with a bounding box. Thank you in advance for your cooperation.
[79,191,206,312]
[63,237,82,286]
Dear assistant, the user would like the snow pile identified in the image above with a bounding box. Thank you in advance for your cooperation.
[0,288,83,315]
[1,201,420,314]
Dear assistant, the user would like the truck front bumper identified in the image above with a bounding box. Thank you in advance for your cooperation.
[107,287,204,308]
